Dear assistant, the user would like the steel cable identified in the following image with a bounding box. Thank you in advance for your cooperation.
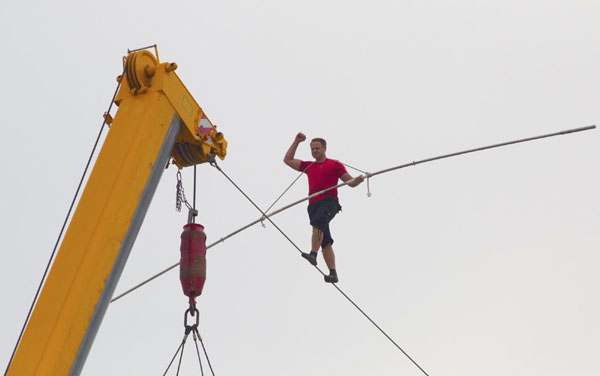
[196,328,216,376]
[175,341,185,376]
[162,341,185,376]
[210,160,431,376]
[192,334,205,376]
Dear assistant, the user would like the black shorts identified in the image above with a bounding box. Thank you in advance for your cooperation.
[307,197,342,248]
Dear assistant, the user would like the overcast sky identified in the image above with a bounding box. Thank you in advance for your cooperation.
[1,1,599,375]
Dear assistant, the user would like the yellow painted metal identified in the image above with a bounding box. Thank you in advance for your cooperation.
[117,51,227,168]
[8,49,226,375]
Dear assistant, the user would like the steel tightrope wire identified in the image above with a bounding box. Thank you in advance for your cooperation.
[208,158,431,376]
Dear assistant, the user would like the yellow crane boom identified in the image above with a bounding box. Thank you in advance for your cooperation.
[8,48,226,375]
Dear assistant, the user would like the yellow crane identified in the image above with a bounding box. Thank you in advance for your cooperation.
[7,45,595,376]
[7,47,226,375]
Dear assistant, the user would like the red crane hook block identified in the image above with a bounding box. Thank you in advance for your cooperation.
[180,223,207,309]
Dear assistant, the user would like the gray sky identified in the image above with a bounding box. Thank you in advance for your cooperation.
[1,1,598,375]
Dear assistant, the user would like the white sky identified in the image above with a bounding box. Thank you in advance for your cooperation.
[1,1,598,375]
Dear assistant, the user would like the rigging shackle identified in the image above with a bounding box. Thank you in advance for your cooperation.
[184,308,200,328]
[180,223,207,311]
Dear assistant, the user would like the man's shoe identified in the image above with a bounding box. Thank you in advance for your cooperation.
[301,252,317,266]
[324,274,339,283]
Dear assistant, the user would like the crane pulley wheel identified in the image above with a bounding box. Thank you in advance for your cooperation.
[125,50,158,91]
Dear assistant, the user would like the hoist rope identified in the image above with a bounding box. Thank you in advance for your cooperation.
[194,165,197,211]
[110,124,595,304]
[5,62,128,375]
[209,160,430,376]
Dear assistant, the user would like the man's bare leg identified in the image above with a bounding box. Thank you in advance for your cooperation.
[304,227,338,282]
[311,226,323,251]
[322,244,336,270]
[313,227,337,272]
[301,227,323,266]
[317,227,338,283]
[322,243,338,283]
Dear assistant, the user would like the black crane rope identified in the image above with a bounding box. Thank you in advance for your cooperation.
[111,124,596,304]
[4,62,128,376]
[209,158,432,375]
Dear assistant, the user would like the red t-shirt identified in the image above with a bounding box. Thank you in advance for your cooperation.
[299,159,348,204]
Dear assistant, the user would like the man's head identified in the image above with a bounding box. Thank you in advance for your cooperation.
[310,138,327,162]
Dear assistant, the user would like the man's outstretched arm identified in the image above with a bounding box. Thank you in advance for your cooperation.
[284,132,306,171]
[341,172,364,187]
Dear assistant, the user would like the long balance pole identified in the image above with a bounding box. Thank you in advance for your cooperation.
[111,124,595,302]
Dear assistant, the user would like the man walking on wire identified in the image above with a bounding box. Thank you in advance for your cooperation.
[284,132,364,283]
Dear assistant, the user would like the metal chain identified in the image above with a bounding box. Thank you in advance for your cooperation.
[176,170,192,212]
